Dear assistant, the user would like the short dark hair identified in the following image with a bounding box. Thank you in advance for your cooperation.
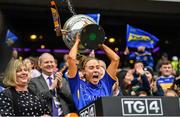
[159,60,171,68]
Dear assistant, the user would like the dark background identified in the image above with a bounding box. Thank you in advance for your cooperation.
[0,0,180,72]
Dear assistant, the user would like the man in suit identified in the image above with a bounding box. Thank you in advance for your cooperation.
[28,53,77,116]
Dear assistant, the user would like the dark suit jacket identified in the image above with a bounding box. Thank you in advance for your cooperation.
[28,75,77,115]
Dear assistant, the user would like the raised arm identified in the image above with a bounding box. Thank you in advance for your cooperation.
[67,34,80,78]
[100,44,120,80]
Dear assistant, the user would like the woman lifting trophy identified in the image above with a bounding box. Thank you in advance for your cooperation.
[50,0,120,111]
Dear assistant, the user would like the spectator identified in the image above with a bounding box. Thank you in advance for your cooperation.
[12,49,18,59]
[125,46,154,69]
[99,59,106,79]
[0,59,50,116]
[23,57,41,78]
[171,56,179,74]
[131,62,150,95]
[117,69,134,96]
[171,77,180,96]
[156,61,175,92]
[155,52,169,73]
[164,89,178,97]
[28,53,77,116]
[59,54,69,70]
[54,58,59,72]
[112,80,123,96]
[144,67,164,96]
[67,34,119,110]
[138,91,148,97]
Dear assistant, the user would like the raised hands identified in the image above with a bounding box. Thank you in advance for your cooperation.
[134,62,144,75]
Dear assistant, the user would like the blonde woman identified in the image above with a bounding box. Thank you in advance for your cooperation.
[67,34,120,110]
[0,59,50,116]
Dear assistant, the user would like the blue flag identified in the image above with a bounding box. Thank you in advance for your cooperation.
[126,24,159,48]
[86,13,100,25]
[5,29,18,46]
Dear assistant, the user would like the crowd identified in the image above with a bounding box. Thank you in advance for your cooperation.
[0,34,180,116]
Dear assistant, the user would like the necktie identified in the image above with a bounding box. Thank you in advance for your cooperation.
[47,77,53,87]
[47,77,62,116]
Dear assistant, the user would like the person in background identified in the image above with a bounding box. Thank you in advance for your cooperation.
[99,59,107,79]
[54,58,59,72]
[155,52,169,73]
[28,53,77,116]
[125,46,154,69]
[170,77,180,96]
[0,59,50,116]
[112,80,123,96]
[59,54,69,79]
[12,49,18,59]
[164,89,178,97]
[67,34,120,110]
[23,57,41,78]
[131,61,150,95]
[138,91,148,97]
[59,54,69,70]
[29,56,41,73]
[156,61,175,92]
[144,67,164,96]
[171,56,179,75]
[117,69,134,96]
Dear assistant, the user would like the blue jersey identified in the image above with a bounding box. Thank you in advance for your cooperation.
[157,76,175,90]
[68,71,116,110]
[129,51,154,68]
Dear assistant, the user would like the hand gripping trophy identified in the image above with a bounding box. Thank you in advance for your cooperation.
[50,0,105,52]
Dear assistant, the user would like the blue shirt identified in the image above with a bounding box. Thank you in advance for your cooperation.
[68,71,116,110]
[129,51,154,68]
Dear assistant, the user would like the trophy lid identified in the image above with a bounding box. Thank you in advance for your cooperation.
[81,24,105,49]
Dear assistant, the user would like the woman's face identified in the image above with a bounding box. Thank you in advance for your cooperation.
[16,65,30,86]
[145,71,153,82]
[84,59,101,85]
[124,70,134,85]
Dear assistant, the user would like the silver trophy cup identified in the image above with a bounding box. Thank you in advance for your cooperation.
[62,14,105,52]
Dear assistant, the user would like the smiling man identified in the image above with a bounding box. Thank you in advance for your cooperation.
[28,53,77,116]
